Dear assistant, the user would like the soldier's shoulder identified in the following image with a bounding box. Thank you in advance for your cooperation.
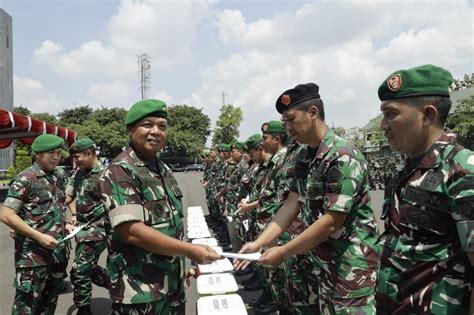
[450,145,474,172]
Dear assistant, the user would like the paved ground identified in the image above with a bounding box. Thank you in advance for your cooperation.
[0,171,384,314]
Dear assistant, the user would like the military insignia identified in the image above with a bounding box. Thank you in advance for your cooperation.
[387,74,402,91]
[281,94,291,106]
[262,124,268,132]
[420,171,443,191]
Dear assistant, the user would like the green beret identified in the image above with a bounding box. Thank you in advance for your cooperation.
[378,64,453,101]
[276,83,320,114]
[222,144,232,152]
[262,120,285,134]
[31,135,64,153]
[125,99,167,126]
[70,137,96,152]
[231,142,244,150]
[245,134,262,151]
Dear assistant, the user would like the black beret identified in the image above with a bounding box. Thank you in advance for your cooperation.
[276,83,320,114]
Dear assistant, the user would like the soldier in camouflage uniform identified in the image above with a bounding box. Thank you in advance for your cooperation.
[375,65,473,314]
[237,83,379,314]
[0,134,74,315]
[66,137,109,315]
[99,99,220,314]
[279,139,320,314]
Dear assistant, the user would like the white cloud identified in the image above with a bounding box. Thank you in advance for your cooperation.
[151,90,175,105]
[13,75,62,113]
[86,80,131,105]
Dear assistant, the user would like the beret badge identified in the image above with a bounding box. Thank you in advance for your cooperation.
[387,74,402,92]
[281,94,291,106]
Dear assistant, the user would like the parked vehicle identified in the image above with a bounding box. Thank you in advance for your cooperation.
[182,164,204,172]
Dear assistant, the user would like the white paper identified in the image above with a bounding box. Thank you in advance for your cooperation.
[220,252,261,261]
[242,219,249,232]
[226,215,233,223]
[61,225,86,242]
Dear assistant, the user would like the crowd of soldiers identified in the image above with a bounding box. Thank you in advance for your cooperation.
[0,63,472,315]
[366,154,405,190]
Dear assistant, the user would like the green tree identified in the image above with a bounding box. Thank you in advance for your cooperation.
[91,107,128,126]
[212,104,243,146]
[58,105,93,125]
[332,127,346,138]
[364,115,385,148]
[346,127,365,148]
[15,149,31,173]
[33,112,58,124]
[447,96,474,149]
[13,106,32,116]
[6,165,17,179]
[162,105,211,157]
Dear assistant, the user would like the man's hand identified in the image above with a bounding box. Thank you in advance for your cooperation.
[233,241,262,270]
[65,223,76,234]
[36,233,59,250]
[259,246,288,266]
[188,244,221,264]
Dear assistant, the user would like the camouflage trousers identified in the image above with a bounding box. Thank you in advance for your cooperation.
[71,240,108,307]
[12,261,68,315]
[376,250,472,315]
[110,292,186,315]
[264,265,288,310]
[283,254,320,314]
[312,246,378,315]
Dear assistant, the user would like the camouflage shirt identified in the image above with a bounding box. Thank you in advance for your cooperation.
[225,159,248,206]
[65,160,108,242]
[292,129,379,299]
[4,163,70,268]
[381,131,474,269]
[257,147,288,227]
[99,147,185,304]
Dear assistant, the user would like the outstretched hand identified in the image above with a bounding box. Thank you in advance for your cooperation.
[233,241,262,271]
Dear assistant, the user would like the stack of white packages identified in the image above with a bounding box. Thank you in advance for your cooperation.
[187,206,211,239]
[187,207,247,314]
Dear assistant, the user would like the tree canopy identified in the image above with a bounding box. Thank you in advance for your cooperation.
[212,104,242,146]
[58,105,93,125]
[447,96,474,149]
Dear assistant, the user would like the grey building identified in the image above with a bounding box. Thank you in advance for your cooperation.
[0,9,13,171]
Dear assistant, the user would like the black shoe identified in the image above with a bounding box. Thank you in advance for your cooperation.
[244,280,263,291]
[77,305,92,315]
[253,301,278,314]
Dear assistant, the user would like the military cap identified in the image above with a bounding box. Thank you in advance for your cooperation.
[261,120,285,134]
[378,64,453,101]
[70,137,96,152]
[276,83,320,114]
[231,142,244,150]
[125,99,167,126]
[245,134,262,151]
[222,144,232,152]
[31,134,64,153]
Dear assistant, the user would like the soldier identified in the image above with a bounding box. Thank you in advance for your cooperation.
[99,99,220,314]
[237,83,380,314]
[0,134,74,314]
[66,137,109,315]
[375,64,474,314]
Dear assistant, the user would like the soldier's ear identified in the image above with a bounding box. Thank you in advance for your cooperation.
[422,105,437,127]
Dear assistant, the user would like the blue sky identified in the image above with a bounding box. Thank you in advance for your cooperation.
[1,0,472,142]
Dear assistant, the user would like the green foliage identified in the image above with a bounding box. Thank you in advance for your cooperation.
[33,112,58,124]
[212,104,243,146]
[13,106,32,116]
[365,115,385,147]
[91,106,128,126]
[161,105,211,157]
[15,149,32,173]
[6,165,17,178]
[346,127,365,148]
[58,105,93,125]
[332,127,346,138]
[67,120,128,158]
[447,96,474,149]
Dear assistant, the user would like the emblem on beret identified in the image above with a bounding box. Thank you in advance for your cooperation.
[387,74,402,92]
[262,124,268,132]
[281,94,291,106]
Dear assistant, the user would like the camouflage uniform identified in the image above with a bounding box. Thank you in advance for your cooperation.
[207,157,221,221]
[4,163,70,315]
[65,161,109,308]
[99,147,185,314]
[256,147,292,310]
[376,132,474,314]
[293,129,379,314]
[279,141,320,314]
[239,162,259,243]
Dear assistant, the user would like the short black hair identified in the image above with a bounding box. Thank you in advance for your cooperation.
[270,132,288,146]
[292,98,325,121]
[402,96,451,125]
